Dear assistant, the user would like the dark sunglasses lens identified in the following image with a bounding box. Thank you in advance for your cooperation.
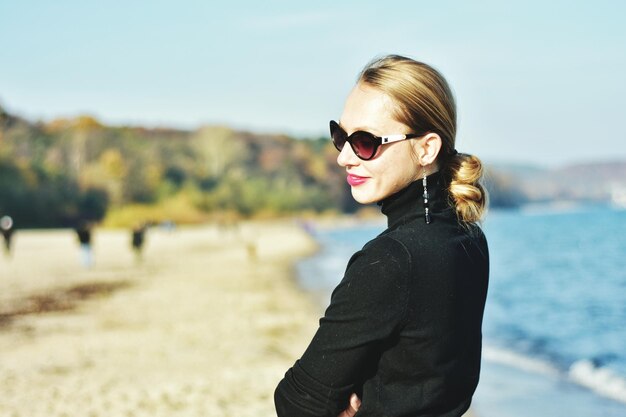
[330,122,346,151]
[351,132,376,159]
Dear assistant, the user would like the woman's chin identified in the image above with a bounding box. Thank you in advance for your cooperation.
[351,187,379,205]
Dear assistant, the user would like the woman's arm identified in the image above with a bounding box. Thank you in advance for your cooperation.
[274,236,410,417]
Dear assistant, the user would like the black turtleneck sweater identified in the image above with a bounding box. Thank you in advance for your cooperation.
[275,172,489,417]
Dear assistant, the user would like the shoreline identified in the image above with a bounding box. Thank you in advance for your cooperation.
[0,220,321,416]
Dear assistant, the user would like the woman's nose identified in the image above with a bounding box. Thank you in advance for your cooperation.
[337,143,360,168]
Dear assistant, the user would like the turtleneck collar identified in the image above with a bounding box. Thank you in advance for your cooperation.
[379,171,452,229]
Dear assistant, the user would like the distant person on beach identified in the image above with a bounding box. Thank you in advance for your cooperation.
[275,55,489,417]
[131,223,148,262]
[1,215,14,257]
[75,222,94,268]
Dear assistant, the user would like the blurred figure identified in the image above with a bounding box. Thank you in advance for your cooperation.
[297,218,316,236]
[131,223,148,263]
[160,219,176,232]
[75,221,94,268]
[245,240,257,262]
[1,215,14,257]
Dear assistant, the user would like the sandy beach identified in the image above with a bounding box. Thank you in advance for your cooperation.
[0,221,320,416]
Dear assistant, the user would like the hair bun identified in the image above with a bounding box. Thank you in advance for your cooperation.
[447,153,487,223]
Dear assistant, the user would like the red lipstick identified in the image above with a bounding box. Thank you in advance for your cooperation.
[347,174,368,186]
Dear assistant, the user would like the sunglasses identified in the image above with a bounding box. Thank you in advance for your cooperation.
[330,120,423,161]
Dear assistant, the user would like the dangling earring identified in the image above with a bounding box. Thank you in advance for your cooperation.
[422,168,431,224]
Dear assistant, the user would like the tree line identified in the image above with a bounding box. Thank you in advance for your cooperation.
[0,104,524,228]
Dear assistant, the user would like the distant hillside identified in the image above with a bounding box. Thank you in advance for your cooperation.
[0,104,349,227]
[487,161,626,203]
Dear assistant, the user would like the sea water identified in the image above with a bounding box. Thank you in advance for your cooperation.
[295,205,626,416]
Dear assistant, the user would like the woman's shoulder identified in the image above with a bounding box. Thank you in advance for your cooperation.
[378,220,488,262]
[341,233,413,276]
[344,234,411,275]
[362,232,412,261]
[341,234,412,302]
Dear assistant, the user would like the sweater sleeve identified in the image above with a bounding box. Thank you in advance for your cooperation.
[275,236,410,417]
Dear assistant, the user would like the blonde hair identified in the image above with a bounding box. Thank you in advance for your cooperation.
[358,55,487,223]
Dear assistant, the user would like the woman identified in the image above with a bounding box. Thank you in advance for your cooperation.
[275,55,489,417]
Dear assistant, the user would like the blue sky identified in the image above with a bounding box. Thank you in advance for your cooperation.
[1,0,625,166]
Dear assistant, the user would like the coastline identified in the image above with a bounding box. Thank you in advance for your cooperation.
[0,220,321,416]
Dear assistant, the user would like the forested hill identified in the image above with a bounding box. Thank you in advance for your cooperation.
[0,105,351,227]
[4,103,608,228]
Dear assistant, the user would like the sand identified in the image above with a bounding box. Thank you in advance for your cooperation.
[0,221,320,417]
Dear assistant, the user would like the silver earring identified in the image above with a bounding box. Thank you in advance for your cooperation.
[422,169,431,224]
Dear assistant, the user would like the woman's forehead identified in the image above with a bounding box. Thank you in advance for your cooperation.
[340,84,407,135]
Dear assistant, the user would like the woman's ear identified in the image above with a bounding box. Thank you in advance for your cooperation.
[412,133,442,166]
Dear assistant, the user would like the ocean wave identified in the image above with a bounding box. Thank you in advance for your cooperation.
[482,344,560,376]
[483,345,626,405]
[569,360,626,404]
